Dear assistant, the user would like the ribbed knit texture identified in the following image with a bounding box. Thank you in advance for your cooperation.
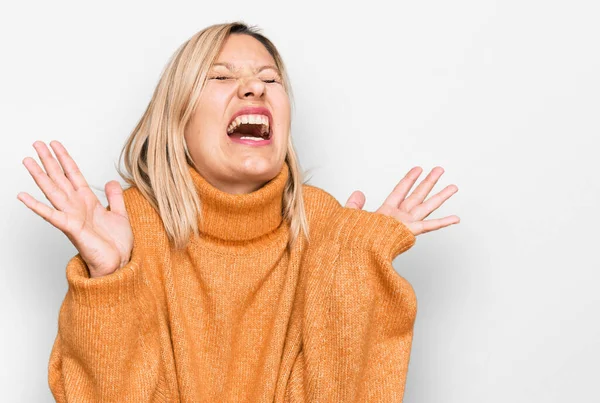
[48,161,418,402]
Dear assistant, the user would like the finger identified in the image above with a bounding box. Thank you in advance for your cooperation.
[17,191,69,230]
[414,215,460,235]
[105,181,128,218]
[344,190,366,210]
[403,166,445,211]
[32,141,75,195]
[412,184,459,220]
[22,156,70,211]
[382,166,422,209]
[49,140,90,191]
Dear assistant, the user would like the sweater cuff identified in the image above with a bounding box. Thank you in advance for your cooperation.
[66,249,144,308]
[330,207,416,260]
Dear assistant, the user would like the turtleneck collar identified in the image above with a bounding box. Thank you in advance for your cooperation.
[188,162,290,242]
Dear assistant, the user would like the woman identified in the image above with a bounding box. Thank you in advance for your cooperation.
[18,22,459,402]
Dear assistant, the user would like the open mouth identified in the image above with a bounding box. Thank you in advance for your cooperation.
[226,114,272,141]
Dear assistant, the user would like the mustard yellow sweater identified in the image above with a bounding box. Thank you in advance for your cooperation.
[48,161,417,402]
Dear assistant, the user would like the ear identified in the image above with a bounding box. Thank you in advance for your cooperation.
[344,190,366,210]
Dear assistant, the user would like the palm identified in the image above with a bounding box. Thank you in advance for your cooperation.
[345,166,460,236]
[64,188,133,276]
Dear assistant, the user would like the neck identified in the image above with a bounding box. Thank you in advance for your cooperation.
[188,162,290,241]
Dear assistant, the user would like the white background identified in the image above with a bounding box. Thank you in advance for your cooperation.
[1,0,598,401]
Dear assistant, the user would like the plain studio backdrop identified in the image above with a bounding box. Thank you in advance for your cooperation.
[1,0,598,401]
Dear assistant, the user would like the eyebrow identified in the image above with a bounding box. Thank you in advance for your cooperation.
[211,62,280,74]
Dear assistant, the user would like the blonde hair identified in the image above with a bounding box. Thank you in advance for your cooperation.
[116,22,309,250]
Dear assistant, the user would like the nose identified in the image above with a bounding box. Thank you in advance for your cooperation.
[237,76,266,99]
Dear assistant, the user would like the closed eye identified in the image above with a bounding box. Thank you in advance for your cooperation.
[210,76,232,80]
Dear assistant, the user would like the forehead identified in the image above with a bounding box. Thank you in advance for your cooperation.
[214,34,276,68]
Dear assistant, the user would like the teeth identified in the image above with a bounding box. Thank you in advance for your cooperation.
[227,114,270,136]
[239,136,267,141]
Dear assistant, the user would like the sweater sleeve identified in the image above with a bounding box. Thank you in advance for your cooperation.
[297,188,418,402]
[47,191,173,402]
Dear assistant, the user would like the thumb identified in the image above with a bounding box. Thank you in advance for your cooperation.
[344,190,366,210]
[105,181,127,217]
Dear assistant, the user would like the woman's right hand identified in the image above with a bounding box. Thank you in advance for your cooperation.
[17,141,134,278]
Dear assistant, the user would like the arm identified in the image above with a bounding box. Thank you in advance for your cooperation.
[295,188,418,402]
[329,207,417,401]
[18,141,174,400]
[48,248,173,402]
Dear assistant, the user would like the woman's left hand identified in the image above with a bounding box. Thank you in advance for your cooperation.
[344,166,460,236]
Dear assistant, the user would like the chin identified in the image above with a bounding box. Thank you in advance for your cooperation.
[238,157,282,181]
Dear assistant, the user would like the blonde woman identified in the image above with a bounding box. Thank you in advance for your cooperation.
[18,22,460,402]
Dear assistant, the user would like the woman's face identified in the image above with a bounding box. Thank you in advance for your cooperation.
[184,34,291,194]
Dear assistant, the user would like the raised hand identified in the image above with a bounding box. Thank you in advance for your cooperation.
[17,141,134,278]
[344,166,460,236]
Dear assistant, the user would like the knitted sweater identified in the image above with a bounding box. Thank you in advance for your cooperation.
[48,161,418,402]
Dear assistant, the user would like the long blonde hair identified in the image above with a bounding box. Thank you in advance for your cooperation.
[116,22,309,250]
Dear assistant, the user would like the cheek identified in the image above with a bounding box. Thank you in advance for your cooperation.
[272,92,291,127]
[191,92,230,140]
[272,96,291,153]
